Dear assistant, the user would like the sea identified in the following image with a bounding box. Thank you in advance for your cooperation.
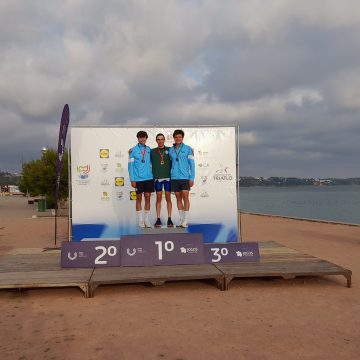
[239,185,360,224]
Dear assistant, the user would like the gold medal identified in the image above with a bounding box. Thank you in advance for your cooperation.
[157,147,165,166]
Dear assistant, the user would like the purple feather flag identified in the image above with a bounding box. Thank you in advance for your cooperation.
[55,104,70,208]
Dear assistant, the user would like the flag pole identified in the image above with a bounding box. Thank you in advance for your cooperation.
[55,104,70,246]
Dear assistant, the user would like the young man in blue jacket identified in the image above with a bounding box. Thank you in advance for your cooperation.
[169,129,195,227]
[128,130,154,228]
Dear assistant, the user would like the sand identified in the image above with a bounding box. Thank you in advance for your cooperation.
[0,196,359,360]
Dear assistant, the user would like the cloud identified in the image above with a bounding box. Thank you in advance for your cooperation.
[0,0,359,178]
[238,132,258,146]
[161,88,323,126]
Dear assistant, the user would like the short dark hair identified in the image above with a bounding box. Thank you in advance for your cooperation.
[156,133,165,140]
[173,129,184,138]
[137,130,148,139]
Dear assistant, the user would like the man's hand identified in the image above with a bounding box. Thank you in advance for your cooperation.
[131,181,137,188]
[189,180,194,187]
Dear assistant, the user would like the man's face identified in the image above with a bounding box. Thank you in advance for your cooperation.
[173,134,183,145]
[138,136,147,146]
[156,136,165,148]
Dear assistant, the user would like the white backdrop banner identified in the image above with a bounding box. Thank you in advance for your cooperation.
[71,127,238,243]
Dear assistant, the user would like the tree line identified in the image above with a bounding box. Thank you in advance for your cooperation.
[18,149,69,208]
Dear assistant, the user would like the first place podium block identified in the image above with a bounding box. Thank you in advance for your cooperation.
[120,233,205,266]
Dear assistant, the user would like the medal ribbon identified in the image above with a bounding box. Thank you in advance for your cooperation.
[138,144,147,163]
[157,148,165,164]
[174,144,183,161]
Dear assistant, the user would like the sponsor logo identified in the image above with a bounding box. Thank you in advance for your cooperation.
[127,248,136,256]
[201,176,207,185]
[76,165,91,184]
[213,163,233,181]
[77,164,90,179]
[213,173,233,181]
[180,247,199,254]
[100,163,109,173]
[101,191,110,201]
[67,251,87,260]
[127,247,145,255]
[165,133,173,142]
[115,191,123,200]
[100,179,110,186]
[67,252,77,260]
[200,191,209,198]
[236,250,255,257]
[100,149,109,158]
[198,162,210,168]
[197,150,209,156]
[115,163,124,172]
[130,191,137,200]
[115,177,124,186]
[216,163,230,174]
[115,150,124,158]
[241,250,254,257]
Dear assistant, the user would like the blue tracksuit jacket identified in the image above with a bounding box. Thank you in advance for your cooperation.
[168,143,195,180]
[128,144,153,182]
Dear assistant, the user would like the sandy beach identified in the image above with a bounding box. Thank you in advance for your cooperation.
[0,196,359,360]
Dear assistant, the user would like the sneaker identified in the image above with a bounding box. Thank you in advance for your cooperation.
[167,218,174,227]
[179,220,188,228]
[154,218,162,228]
[138,221,145,228]
[144,219,152,228]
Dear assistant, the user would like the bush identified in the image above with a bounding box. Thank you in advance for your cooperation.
[19,149,68,208]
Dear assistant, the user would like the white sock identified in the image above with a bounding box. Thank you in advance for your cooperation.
[179,209,184,222]
[144,210,150,221]
[137,210,143,222]
[183,211,189,221]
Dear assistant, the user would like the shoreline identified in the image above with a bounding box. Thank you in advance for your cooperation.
[239,210,360,227]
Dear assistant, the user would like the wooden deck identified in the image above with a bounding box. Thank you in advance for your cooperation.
[0,252,93,297]
[90,264,224,296]
[0,241,352,297]
[216,241,352,290]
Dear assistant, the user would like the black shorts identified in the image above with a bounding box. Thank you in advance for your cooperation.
[135,179,154,194]
[171,179,190,192]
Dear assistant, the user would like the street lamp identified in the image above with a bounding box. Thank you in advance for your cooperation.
[40,146,49,210]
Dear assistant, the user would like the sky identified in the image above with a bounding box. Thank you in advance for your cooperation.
[0,0,359,178]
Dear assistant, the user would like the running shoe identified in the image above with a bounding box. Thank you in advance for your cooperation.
[138,221,145,228]
[154,218,162,227]
[179,220,188,228]
[144,219,152,228]
[167,218,174,227]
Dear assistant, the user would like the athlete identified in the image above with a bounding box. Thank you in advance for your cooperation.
[150,133,174,227]
[169,129,195,228]
[128,130,154,228]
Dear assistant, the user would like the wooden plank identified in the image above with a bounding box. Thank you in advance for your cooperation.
[89,264,225,296]
[0,253,93,297]
[0,253,60,272]
[215,241,352,290]
[0,270,92,298]
[216,261,349,275]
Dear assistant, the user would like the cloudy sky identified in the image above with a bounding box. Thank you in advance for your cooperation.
[0,0,359,178]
